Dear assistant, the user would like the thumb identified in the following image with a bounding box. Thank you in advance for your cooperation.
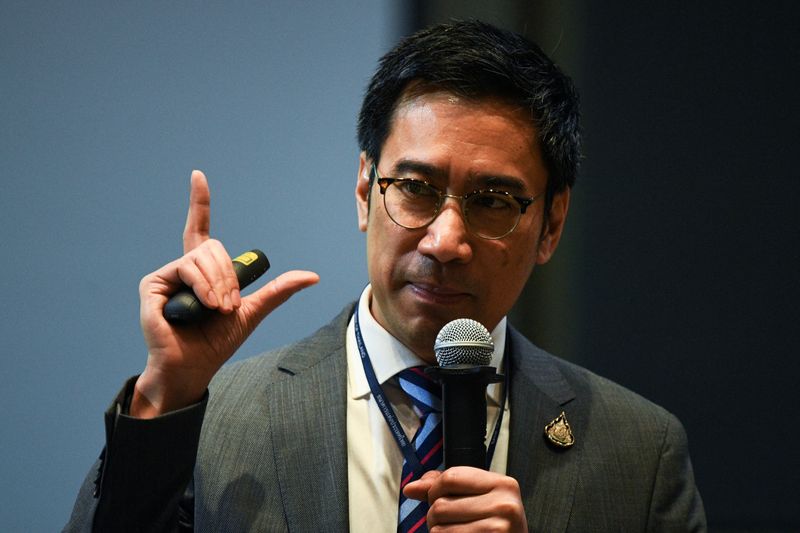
[241,270,320,327]
[403,470,441,501]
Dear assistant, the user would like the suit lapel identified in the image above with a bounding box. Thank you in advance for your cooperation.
[266,306,353,532]
[260,309,584,531]
[506,327,584,532]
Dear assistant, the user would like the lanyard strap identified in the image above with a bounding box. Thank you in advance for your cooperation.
[354,305,510,474]
[486,340,510,469]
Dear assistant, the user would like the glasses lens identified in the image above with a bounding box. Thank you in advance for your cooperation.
[384,180,440,228]
[465,192,520,239]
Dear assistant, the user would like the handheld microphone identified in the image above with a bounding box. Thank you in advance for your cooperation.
[427,318,502,469]
[163,249,270,324]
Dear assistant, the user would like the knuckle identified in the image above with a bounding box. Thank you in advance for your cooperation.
[501,476,521,493]
[493,498,522,517]
[484,518,511,533]
[440,468,459,485]
[206,238,224,251]
[177,256,195,273]
[428,498,448,517]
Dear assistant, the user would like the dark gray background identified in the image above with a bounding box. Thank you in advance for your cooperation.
[2,1,797,530]
[412,2,798,531]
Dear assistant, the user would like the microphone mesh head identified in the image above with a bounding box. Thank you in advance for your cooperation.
[434,318,494,366]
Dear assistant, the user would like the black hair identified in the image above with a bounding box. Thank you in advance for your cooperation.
[357,20,581,213]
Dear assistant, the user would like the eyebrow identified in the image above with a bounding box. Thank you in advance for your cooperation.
[391,159,531,195]
[480,175,529,194]
[392,159,445,180]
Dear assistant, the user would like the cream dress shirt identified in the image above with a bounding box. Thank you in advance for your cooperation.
[346,285,510,532]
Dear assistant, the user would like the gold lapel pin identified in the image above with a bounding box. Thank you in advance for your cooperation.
[544,411,575,448]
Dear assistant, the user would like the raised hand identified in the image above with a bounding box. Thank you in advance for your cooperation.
[132,171,319,418]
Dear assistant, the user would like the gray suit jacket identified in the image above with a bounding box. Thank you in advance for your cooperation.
[66,304,706,532]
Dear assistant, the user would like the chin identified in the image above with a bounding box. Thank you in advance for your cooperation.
[389,315,439,353]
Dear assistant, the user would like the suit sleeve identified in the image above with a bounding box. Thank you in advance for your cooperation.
[63,376,207,533]
[647,413,707,532]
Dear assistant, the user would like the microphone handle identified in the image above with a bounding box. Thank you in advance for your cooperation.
[163,249,270,324]
[427,366,502,469]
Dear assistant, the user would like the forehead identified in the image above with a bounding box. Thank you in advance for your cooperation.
[383,89,546,191]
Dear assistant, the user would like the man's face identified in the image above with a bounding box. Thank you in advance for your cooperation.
[356,90,569,363]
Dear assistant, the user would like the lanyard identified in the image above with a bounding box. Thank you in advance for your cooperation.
[354,304,510,474]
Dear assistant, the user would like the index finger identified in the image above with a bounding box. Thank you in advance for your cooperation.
[427,467,506,500]
[183,170,211,253]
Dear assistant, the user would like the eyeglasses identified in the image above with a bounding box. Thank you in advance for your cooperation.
[373,164,539,240]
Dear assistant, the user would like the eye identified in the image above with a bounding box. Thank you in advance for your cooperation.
[472,192,514,210]
[397,180,436,198]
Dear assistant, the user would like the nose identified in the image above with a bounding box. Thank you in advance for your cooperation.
[417,199,473,263]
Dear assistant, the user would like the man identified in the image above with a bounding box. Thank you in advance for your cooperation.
[66,21,706,532]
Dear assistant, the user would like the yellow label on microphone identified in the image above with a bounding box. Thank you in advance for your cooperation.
[233,251,259,266]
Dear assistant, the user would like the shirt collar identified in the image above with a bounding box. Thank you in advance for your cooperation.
[347,285,507,406]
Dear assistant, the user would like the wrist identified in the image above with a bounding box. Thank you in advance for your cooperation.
[131,365,208,419]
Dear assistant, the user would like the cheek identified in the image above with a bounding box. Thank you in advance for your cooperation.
[366,216,412,275]
[513,225,543,264]
[492,236,540,287]
[490,236,536,269]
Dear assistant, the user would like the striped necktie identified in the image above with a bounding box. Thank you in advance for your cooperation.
[396,366,443,533]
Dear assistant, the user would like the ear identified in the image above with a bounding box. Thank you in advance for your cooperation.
[356,152,371,232]
[536,188,571,265]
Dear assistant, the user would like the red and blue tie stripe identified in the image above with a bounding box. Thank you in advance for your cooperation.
[397,367,443,533]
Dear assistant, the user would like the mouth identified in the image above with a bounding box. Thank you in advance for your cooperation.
[406,281,472,306]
